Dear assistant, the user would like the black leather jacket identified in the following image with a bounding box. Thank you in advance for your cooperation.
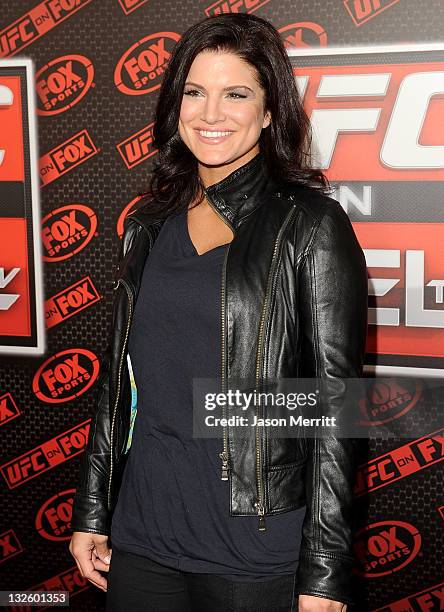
[71,151,368,606]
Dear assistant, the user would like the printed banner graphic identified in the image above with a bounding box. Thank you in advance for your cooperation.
[0,3,443,611]
[290,45,444,375]
[0,60,44,354]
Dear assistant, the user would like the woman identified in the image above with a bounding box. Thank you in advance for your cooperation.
[69,12,368,612]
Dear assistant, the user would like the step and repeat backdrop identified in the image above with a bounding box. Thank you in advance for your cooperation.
[0,1,443,610]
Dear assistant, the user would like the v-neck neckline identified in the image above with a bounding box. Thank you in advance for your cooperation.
[181,210,229,258]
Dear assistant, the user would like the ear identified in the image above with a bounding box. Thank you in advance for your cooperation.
[263,110,271,129]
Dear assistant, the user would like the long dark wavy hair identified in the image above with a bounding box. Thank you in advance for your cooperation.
[136,12,331,219]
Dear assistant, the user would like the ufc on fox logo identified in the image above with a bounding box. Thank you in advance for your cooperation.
[290,46,444,180]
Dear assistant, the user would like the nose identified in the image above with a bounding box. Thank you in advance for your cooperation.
[201,94,226,124]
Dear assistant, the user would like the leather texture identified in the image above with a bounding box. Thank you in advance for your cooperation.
[71,151,368,605]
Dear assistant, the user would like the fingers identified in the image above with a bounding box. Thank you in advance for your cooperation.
[94,541,112,565]
[74,554,108,592]
[81,556,108,592]
[92,549,111,573]
[73,555,84,579]
[69,534,111,592]
[93,544,112,566]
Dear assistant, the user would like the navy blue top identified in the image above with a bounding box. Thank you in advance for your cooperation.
[110,209,306,580]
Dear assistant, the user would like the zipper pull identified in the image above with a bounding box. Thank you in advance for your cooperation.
[219,451,229,481]
[255,502,266,532]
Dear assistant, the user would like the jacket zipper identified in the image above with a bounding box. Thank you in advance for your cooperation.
[202,189,233,481]
[253,205,299,532]
[107,277,134,510]
[219,240,231,480]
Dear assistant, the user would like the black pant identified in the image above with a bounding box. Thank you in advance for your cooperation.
[106,546,298,612]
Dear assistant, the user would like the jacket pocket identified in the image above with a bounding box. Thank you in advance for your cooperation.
[267,436,308,467]
[266,456,306,512]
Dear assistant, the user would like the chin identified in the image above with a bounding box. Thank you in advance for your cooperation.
[192,149,235,166]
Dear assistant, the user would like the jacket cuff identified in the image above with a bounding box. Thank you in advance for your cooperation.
[71,491,111,536]
[295,548,355,606]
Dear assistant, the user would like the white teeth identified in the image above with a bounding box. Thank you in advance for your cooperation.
[199,130,232,138]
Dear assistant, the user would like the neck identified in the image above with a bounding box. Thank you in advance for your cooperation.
[198,146,261,189]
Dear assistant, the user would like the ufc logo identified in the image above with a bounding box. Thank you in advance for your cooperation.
[343,0,400,26]
[296,71,444,169]
[365,249,444,328]
[205,0,269,15]
[0,84,13,166]
[0,20,35,57]
[359,458,399,490]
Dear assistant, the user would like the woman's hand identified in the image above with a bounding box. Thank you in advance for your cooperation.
[69,531,112,592]
[298,594,347,611]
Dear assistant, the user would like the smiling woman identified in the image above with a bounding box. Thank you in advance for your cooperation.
[69,10,367,612]
[178,51,271,181]
[178,50,272,255]
[130,11,328,222]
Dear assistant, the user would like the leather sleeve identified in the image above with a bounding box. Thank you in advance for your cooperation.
[295,198,368,605]
[70,220,139,536]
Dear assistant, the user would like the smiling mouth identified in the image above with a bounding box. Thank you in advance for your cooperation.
[196,129,233,136]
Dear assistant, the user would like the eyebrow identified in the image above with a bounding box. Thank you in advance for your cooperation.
[184,81,254,92]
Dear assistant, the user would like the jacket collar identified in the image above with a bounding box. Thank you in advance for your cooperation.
[203,150,274,229]
[128,150,275,233]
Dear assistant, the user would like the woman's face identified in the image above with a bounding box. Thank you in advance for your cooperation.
[178,50,271,170]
